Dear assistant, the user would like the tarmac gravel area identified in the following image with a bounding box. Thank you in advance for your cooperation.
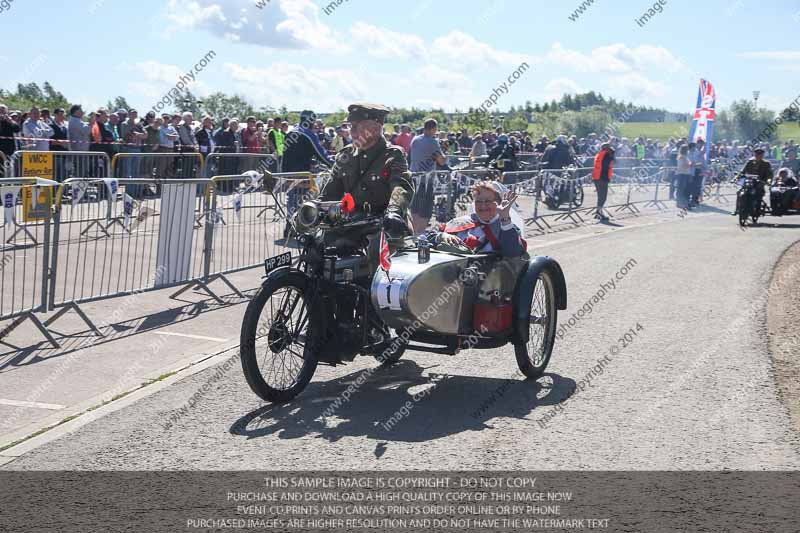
[3,213,800,471]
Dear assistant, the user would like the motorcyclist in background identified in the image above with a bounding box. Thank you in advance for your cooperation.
[487,134,518,172]
[541,135,576,170]
[733,147,773,215]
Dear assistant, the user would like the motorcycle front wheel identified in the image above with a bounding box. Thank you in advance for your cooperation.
[514,269,558,379]
[240,271,320,403]
[737,194,750,227]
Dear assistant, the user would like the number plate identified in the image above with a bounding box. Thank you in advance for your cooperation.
[264,252,292,274]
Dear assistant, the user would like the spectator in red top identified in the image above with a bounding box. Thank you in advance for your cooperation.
[396,124,413,154]
[241,116,263,153]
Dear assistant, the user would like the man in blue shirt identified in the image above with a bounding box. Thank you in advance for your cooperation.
[409,118,446,233]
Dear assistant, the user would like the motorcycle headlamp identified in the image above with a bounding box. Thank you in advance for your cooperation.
[296,201,345,230]
[297,202,320,229]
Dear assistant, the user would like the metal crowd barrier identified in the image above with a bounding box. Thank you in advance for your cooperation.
[0,177,60,347]
[10,150,112,183]
[178,173,322,299]
[203,153,278,179]
[44,177,214,337]
[513,164,729,231]
[112,152,204,182]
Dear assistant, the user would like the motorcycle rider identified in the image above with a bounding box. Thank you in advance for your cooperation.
[541,135,577,206]
[733,148,773,215]
[319,102,415,266]
[487,134,518,172]
[541,134,576,170]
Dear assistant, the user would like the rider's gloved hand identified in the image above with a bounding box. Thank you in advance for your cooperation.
[383,207,408,237]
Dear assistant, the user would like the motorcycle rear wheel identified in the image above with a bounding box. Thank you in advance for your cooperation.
[240,272,319,403]
[514,269,558,379]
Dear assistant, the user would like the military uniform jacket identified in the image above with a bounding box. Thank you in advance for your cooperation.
[742,158,774,183]
[321,136,414,215]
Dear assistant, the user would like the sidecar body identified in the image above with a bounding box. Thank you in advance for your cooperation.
[370,248,567,348]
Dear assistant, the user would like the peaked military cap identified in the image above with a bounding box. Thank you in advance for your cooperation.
[347,103,390,123]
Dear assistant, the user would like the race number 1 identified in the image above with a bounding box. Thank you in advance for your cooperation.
[375,278,402,310]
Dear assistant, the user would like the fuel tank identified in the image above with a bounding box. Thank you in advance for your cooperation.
[370,250,479,335]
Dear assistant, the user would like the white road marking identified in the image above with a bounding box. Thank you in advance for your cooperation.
[0,399,65,410]
[153,332,228,342]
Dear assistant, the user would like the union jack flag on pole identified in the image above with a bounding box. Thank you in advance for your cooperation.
[379,229,392,274]
[688,79,716,160]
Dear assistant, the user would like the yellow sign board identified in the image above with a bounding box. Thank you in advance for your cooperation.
[20,152,54,181]
[22,185,53,222]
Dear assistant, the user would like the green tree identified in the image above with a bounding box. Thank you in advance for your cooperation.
[201,92,255,120]
[715,100,777,142]
[106,96,132,113]
[173,90,204,116]
[42,82,69,109]
[556,108,612,138]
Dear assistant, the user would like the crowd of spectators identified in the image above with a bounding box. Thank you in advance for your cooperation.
[2,102,796,181]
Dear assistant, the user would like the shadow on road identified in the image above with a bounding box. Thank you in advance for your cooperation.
[229,360,575,448]
[695,204,732,215]
[760,222,800,229]
[0,289,252,373]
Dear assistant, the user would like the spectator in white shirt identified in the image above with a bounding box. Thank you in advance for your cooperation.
[22,106,54,151]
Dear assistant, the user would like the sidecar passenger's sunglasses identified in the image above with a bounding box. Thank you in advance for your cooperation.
[474,200,497,206]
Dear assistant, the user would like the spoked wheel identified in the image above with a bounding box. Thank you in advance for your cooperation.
[737,194,750,227]
[240,272,320,403]
[571,183,584,208]
[514,270,558,379]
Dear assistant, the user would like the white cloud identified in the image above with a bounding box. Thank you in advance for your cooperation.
[541,78,584,100]
[165,0,346,52]
[223,62,370,110]
[126,82,163,101]
[349,22,426,60]
[131,61,185,84]
[608,72,667,101]
[737,51,800,61]
[416,65,471,91]
[548,42,683,73]
[431,31,533,68]
[127,60,213,103]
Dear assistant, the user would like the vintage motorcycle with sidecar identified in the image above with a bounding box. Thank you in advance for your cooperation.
[768,171,800,217]
[240,197,567,403]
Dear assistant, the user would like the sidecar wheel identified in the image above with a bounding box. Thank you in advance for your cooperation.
[240,272,319,403]
[514,269,558,379]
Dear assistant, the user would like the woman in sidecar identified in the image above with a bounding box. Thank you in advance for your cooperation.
[769,168,800,216]
[426,181,527,257]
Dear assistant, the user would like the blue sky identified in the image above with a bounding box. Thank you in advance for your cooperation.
[1,0,798,114]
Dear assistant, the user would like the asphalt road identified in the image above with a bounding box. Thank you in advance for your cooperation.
[4,210,800,470]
